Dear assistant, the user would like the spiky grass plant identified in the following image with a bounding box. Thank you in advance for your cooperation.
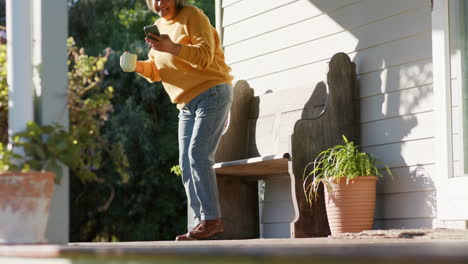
[303,135,392,205]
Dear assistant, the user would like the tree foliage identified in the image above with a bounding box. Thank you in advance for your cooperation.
[67,37,129,184]
[0,44,7,143]
[0,0,5,25]
[0,0,214,242]
[68,0,215,241]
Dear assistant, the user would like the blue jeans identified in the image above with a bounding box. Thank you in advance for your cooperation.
[178,83,233,224]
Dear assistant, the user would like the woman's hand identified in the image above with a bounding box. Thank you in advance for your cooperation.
[146,33,181,56]
[120,51,137,72]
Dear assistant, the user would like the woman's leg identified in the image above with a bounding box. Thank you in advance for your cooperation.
[178,107,201,227]
[188,83,233,221]
[176,83,233,241]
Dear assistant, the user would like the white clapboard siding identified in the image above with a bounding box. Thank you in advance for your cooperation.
[223,0,298,27]
[221,0,435,236]
[449,65,468,178]
[450,72,463,176]
[225,0,429,64]
[360,84,433,124]
[247,85,326,156]
[230,28,431,83]
[263,178,293,202]
[248,108,325,157]
[359,59,433,98]
[249,86,325,118]
[247,61,329,95]
[450,63,462,174]
[223,0,363,44]
[362,138,434,169]
[277,111,312,154]
[247,115,277,156]
[262,223,291,238]
[248,56,433,97]
[361,111,434,147]
[350,32,432,75]
[451,105,461,174]
[451,79,461,106]
[375,191,437,219]
[222,0,241,8]
[452,137,462,162]
[452,104,461,130]
[260,178,294,238]
[374,218,435,229]
[452,131,463,162]
[262,179,294,239]
[377,164,436,194]
[451,106,461,176]
[262,201,296,223]
[246,39,431,96]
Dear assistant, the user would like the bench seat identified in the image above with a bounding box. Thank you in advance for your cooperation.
[214,153,290,179]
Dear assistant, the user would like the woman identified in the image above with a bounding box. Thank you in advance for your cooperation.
[120,0,233,241]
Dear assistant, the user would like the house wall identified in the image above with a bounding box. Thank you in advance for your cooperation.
[220,0,435,237]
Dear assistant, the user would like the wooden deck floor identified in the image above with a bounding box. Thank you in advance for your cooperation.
[1,229,468,264]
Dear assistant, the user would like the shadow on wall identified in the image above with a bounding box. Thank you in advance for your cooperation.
[307,0,436,228]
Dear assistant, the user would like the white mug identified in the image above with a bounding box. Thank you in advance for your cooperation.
[120,52,137,72]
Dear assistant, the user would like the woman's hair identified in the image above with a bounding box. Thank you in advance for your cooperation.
[146,0,186,13]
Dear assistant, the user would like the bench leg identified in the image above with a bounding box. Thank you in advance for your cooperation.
[216,176,259,239]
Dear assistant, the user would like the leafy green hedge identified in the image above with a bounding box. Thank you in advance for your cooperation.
[0,44,7,144]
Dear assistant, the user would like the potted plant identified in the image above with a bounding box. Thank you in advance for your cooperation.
[303,135,391,235]
[0,121,79,244]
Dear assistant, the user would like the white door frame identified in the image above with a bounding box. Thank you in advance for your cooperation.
[433,0,468,228]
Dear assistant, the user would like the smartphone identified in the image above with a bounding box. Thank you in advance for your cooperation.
[144,25,160,40]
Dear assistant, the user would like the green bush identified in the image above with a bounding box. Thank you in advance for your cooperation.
[0,121,80,184]
[0,44,8,144]
[67,37,129,184]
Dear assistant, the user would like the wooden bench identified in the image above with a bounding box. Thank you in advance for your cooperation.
[193,53,357,239]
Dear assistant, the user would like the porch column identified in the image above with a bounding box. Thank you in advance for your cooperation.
[6,0,34,135]
[32,0,69,243]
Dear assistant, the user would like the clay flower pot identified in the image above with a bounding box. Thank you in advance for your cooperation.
[324,175,378,235]
[0,171,55,244]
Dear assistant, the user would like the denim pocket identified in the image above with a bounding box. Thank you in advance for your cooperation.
[197,84,230,113]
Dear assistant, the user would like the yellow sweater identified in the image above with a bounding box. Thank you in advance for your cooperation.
[137,5,233,109]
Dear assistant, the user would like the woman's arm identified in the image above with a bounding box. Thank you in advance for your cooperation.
[135,52,162,82]
[145,7,215,70]
[177,8,215,69]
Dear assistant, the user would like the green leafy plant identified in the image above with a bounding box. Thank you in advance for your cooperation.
[303,135,392,205]
[67,37,129,184]
[0,39,129,185]
[0,121,79,184]
[0,44,8,144]
[170,164,182,177]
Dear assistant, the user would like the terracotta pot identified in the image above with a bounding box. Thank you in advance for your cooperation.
[324,175,377,235]
[0,171,55,244]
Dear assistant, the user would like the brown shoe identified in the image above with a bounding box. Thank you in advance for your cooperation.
[187,219,224,240]
[175,221,203,241]
[175,233,196,241]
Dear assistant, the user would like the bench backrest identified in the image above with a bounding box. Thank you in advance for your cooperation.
[216,52,357,163]
[246,82,327,158]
